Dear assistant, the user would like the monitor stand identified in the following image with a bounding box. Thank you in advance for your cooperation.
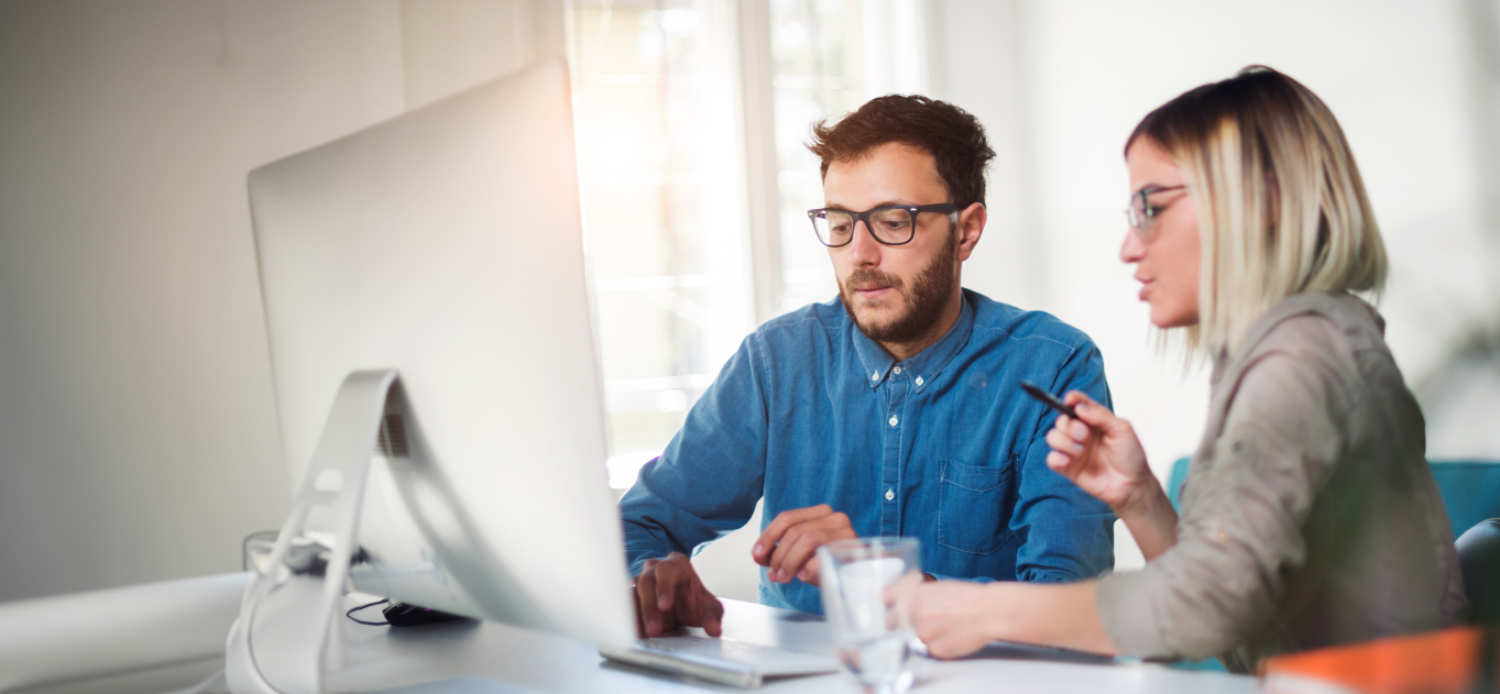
[226,369,404,694]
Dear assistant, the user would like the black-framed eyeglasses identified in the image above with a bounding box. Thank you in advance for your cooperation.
[1124,185,1187,233]
[807,203,959,247]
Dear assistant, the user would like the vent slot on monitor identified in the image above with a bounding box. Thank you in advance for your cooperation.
[377,413,410,458]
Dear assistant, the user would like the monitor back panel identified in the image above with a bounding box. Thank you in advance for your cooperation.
[248,58,633,648]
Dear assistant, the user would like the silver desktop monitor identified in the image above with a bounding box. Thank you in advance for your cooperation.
[230,58,635,693]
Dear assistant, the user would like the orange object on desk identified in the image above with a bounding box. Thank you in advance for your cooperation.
[1261,626,1498,694]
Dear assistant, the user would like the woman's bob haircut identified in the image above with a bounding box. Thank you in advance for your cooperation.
[1127,66,1388,357]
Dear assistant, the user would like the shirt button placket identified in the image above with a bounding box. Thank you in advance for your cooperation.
[881,378,906,536]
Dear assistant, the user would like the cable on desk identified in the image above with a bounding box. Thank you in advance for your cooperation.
[173,668,227,694]
[346,597,391,626]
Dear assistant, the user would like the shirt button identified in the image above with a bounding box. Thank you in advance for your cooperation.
[888,415,899,427]
[885,489,895,501]
[893,366,902,374]
[915,376,924,387]
[871,372,879,381]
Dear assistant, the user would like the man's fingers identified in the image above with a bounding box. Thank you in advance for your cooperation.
[767,513,848,579]
[679,578,699,624]
[766,523,808,580]
[673,573,724,638]
[753,504,833,565]
[631,582,645,636]
[641,554,732,640]
[635,562,664,637]
[797,555,822,584]
[701,597,724,637]
[698,587,725,637]
[767,504,833,535]
[653,556,686,612]
[772,521,854,583]
[684,575,725,637]
[774,531,825,582]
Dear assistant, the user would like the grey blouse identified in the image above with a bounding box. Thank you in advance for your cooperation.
[1096,292,1468,673]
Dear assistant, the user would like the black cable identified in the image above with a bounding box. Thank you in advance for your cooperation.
[346,598,391,626]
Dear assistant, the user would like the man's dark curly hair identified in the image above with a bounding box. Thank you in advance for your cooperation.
[807,95,995,210]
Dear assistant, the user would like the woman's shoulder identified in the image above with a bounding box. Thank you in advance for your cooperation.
[1235,292,1386,375]
[1252,289,1378,338]
[1216,292,1401,434]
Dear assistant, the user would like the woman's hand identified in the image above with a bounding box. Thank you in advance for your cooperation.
[1046,392,1179,559]
[1044,392,1154,512]
[912,580,1000,659]
[913,580,1120,658]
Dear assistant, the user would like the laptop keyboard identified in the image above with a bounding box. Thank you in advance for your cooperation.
[636,636,839,672]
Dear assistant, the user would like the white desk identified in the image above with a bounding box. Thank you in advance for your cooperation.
[0,574,1257,694]
[327,599,1257,694]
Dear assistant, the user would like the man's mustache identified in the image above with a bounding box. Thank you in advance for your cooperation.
[842,269,905,292]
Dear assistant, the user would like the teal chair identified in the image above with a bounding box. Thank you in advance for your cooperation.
[1159,457,1500,670]
[1427,462,1500,538]
[1167,457,1500,539]
[1166,456,1193,512]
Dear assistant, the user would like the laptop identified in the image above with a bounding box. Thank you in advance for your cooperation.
[600,634,841,688]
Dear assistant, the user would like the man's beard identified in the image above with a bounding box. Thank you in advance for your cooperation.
[839,230,958,345]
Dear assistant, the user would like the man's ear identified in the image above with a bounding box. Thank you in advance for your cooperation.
[955,203,986,262]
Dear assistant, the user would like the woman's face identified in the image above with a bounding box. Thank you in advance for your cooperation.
[1121,137,1201,329]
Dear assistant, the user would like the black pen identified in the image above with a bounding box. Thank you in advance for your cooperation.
[1020,381,1079,420]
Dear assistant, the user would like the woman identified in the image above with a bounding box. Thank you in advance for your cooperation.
[912,66,1468,672]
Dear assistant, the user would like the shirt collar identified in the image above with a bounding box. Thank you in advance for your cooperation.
[850,292,975,391]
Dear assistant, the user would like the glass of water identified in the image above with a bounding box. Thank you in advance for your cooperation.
[817,537,922,694]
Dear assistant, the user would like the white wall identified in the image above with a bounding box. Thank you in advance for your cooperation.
[3,0,1495,605]
[933,0,1500,475]
[930,0,1500,567]
[0,0,556,602]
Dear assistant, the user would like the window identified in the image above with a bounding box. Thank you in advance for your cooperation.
[771,0,929,312]
[565,0,928,489]
[566,1,754,489]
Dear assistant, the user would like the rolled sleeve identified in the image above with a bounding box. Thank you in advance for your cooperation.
[619,335,769,576]
[1097,344,1345,660]
[1012,342,1117,583]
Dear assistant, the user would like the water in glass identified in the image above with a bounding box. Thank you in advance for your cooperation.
[817,538,921,694]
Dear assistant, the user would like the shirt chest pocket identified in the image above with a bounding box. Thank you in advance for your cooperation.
[937,457,1015,556]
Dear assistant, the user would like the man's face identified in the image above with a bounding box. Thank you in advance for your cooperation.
[824,142,961,344]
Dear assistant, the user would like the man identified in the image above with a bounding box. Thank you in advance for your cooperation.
[621,95,1114,637]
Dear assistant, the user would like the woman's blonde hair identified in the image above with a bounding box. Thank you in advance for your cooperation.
[1127,66,1387,357]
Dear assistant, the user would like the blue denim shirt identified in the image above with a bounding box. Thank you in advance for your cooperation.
[619,289,1115,614]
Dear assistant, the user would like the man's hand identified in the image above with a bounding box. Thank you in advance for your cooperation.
[751,504,857,586]
[633,553,724,638]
